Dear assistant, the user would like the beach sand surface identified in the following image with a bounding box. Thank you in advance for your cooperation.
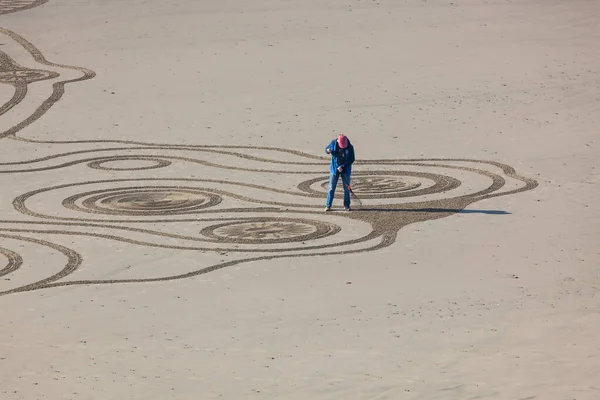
[1,0,599,399]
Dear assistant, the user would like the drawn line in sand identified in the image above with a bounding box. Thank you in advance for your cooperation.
[0,246,22,277]
[0,158,537,296]
[0,0,48,16]
[0,29,538,296]
[0,233,82,296]
[0,27,95,140]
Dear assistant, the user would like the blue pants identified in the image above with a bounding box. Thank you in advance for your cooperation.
[326,171,351,208]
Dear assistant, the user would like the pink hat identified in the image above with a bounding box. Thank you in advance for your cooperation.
[337,134,348,148]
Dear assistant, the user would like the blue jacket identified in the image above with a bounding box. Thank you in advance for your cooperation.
[325,139,355,174]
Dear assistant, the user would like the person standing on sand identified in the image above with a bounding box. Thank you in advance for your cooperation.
[325,134,355,211]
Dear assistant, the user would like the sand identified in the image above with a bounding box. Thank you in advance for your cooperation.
[1,0,599,398]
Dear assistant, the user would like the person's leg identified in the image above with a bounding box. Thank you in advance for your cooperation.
[326,172,339,208]
[342,172,351,209]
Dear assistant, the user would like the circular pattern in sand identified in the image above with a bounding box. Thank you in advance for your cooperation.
[320,175,422,195]
[62,187,222,216]
[200,218,340,244]
[298,171,461,199]
[87,156,172,171]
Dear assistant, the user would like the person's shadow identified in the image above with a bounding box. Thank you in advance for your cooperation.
[355,208,510,215]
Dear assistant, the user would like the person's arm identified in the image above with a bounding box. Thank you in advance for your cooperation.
[325,140,335,154]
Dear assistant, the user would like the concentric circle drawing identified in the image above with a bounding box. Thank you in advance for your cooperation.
[350,176,421,194]
[201,218,341,244]
[87,156,172,171]
[320,175,422,195]
[62,187,223,216]
[298,171,461,199]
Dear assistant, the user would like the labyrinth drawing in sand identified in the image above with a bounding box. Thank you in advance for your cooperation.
[0,23,538,297]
